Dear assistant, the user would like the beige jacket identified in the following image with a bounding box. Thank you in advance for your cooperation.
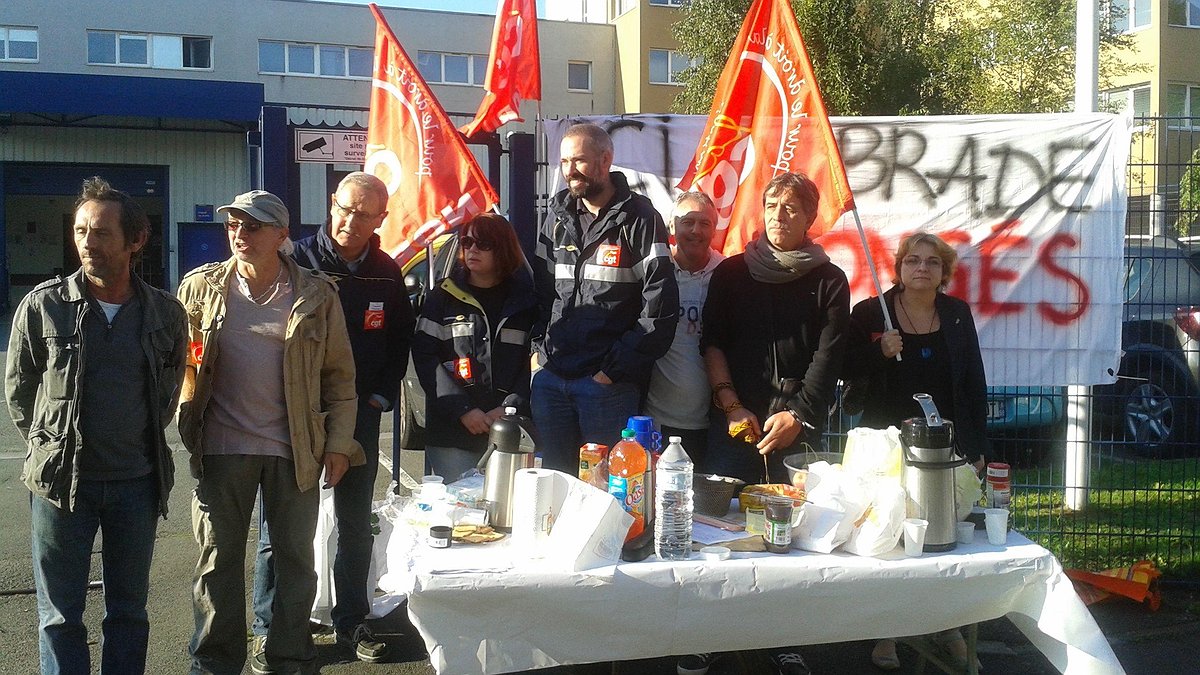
[175,255,363,490]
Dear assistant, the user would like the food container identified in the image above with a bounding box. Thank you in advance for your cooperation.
[693,474,745,517]
[737,483,806,512]
[783,451,844,484]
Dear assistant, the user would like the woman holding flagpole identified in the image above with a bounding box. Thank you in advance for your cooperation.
[843,232,988,671]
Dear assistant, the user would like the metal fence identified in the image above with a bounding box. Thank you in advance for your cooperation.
[825,115,1200,579]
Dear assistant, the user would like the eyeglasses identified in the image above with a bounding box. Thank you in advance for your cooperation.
[460,236,495,252]
[902,256,944,269]
[332,197,383,220]
[225,218,271,233]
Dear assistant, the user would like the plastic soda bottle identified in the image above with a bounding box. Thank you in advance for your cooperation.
[608,429,649,543]
[654,436,694,560]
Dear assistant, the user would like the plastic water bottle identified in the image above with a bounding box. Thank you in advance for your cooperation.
[654,436,694,561]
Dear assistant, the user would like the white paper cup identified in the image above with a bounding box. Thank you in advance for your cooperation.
[902,518,928,557]
[984,508,1009,545]
[956,521,975,545]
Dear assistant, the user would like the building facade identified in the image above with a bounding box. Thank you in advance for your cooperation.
[0,0,635,306]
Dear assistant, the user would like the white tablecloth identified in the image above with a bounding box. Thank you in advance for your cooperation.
[402,530,1124,675]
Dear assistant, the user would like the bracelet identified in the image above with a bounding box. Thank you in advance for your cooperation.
[722,400,744,414]
[711,382,735,409]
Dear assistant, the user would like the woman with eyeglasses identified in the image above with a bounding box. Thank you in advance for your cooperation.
[411,213,538,480]
[842,232,988,672]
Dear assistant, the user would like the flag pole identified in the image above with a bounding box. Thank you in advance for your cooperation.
[850,207,900,361]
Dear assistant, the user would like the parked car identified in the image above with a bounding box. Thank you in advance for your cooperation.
[1090,236,1200,457]
[396,233,459,450]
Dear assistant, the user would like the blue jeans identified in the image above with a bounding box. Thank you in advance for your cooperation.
[31,475,159,675]
[425,445,485,483]
[530,368,641,473]
[253,403,381,635]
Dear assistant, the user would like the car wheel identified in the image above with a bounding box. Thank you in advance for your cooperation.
[1118,358,1196,458]
[397,382,424,450]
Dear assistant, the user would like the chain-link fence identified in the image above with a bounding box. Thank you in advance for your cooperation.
[825,116,1200,578]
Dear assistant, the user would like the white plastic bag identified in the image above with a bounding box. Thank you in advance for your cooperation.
[842,426,903,483]
[955,462,983,521]
[310,488,338,625]
[791,465,869,553]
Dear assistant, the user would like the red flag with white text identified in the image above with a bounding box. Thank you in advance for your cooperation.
[366,4,499,263]
[460,0,541,137]
[677,0,854,256]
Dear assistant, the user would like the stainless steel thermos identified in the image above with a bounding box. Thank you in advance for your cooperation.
[900,394,967,552]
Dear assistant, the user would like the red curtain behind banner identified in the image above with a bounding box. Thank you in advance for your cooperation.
[461,0,542,137]
[366,4,499,264]
[677,0,854,256]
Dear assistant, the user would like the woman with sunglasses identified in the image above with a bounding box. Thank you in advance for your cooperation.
[842,232,988,672]
[412,213,538,480]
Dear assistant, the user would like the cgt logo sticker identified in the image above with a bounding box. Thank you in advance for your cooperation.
[598,244,621,267]
[364,301,385,330]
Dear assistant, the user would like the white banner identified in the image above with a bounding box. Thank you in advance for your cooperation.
[545,114,1130,386]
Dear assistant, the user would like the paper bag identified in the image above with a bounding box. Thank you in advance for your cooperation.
[841,482,906,557]
[545,477,634,571]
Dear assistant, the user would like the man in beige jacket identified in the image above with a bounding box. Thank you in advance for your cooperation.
[176,190,361,675]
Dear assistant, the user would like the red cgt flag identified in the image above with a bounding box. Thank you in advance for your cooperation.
[460,0,541,137]
[366,4,499,263]
[677,0,854,256]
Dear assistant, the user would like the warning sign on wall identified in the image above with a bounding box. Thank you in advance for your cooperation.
[294,128,367,164]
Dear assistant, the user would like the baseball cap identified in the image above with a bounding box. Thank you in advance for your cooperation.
[217,190,289,227]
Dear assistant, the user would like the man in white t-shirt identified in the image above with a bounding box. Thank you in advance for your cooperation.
[645,191,723,470]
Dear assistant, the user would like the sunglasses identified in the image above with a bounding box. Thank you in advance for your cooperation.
[225,218,272,233]
[461,235,495,252]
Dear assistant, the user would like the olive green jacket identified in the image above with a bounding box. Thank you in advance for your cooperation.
[5,270,188,516]
[175,255,363,490]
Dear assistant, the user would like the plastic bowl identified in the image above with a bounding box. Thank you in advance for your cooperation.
[693,474,745,517]
[783,451,843,484]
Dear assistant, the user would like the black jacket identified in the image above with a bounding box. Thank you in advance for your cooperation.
[700,253,850,434]
[292,228,415,410]
[534,172,678,387]
[844,287,990,462]
[412,266,538,452]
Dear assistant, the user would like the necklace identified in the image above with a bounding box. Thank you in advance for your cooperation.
[244,266,284,304]
[897,294,938,334]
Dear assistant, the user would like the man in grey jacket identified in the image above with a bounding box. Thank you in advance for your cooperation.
[5,176,188,674]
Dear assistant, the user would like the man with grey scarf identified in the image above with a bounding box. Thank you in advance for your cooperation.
[701,172,850,487]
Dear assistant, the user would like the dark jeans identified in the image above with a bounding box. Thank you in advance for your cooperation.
[253,402,382,635]
[530,367,641,473]
[31,475,159,675]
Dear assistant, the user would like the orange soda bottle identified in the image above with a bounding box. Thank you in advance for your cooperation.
[607,429,649,542]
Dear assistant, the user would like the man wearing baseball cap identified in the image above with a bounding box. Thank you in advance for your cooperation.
[176,189,362,674]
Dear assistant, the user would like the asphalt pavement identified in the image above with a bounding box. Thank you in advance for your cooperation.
[1,314,1198,674]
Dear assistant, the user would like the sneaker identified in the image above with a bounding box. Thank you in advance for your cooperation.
[677,652,719,675]
[336,624,390,663]
[770,649,811,675]
[249,636,274,675]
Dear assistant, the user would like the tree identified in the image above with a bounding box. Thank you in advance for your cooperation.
[1177,145,1200,238]
[672,0,1138,116]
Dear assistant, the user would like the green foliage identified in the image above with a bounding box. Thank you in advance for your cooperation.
[1177,145,1200,238]
[672,0,1140,116]
[1011,459,1200,578]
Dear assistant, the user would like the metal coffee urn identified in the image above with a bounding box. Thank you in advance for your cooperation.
[477,406,536,530]
[900,394,966,552]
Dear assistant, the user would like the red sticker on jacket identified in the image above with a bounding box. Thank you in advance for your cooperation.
[364,302,385,330]
[598,244,621,267]
[189,341,204,366]
[456,357,473,382]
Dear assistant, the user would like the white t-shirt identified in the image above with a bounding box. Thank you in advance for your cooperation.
[645,251,725,429]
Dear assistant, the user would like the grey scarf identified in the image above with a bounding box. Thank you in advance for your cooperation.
[744,236,830,284]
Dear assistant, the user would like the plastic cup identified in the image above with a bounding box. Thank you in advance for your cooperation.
[956,521,975,545]
[902,518,928,557]
[984,508,1009,545]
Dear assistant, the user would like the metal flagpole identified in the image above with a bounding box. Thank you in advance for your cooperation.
[850,207,900,361]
